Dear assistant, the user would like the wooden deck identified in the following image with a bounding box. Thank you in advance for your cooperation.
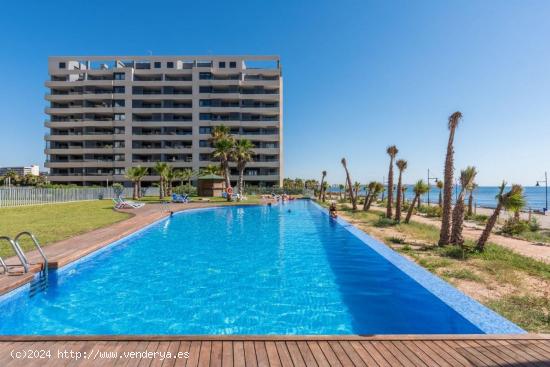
[0,335,548,366]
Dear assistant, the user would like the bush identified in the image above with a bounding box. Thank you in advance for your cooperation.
[387,236,405,244]
[418,205,442,218]
[465,213,489,224]
[375,215,397,227]
[173,184,197,196]
[528,218,540,232]
[500,219,531,235]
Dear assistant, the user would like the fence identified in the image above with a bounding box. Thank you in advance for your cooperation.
[0,187,160,208]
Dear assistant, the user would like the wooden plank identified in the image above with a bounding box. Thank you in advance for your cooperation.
[222,341,234,367]
[367,341,402,367]
[328,340,355,367]
[274,342,293,367]
[209,341,222,367]
[243,341,257,367]
[497,340,548,366]
[337,341,367,367]
[511,340,550,363]
[295,341,318,367]
[264,342,281,367]
[285,341,306,367]
[348,340,380,366]
[357,341,391,367]
[431,340,472,367]
[114,341,141,367]
[410,341,454,367]
[254,342,269,367]
[517,340,550,358]
[233,342,245,367]
[394,340,442,367]
[160,341,181,367]
[316,341,344,367]
[150,341,171,367]
[197,341,211,367]
[465,340,513,366]
[185,341,202,367]
[482,340,535,367]
[373,341,414,367]
[443,340,490,367]
[391,341,429,367]
[137,341,159,367]
[174,341,190,367]
[306,341,331,367]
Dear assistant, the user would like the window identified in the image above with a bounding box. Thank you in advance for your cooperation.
[229,61,237,68]
[199,72,212,80]
[114,113,125,121]
[199,99,211,107]
[199,113,211,120]
[199,140,212,147]
[154,61,161,68]
[199,126,212,134]
[219,61,226,68]
[199,86,212,93]
[167,62,174,68]
[114,72,125,80]
[113,86,125,94]
[59,62,66,69]
[113,100,125,107]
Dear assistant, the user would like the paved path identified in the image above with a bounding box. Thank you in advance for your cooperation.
[0,335,548,366]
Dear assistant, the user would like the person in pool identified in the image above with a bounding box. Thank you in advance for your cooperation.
[329,202,338,218]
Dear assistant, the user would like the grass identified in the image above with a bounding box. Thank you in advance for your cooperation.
[323,201,550,332]
[513,229,550,244]
[0,200,131,258]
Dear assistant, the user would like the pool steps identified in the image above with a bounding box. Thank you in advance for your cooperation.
[0,232,48,276]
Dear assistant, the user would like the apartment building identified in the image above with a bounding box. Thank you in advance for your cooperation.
[0,165,40,177]
[45,55,283,187]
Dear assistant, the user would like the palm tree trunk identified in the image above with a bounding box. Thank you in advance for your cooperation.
[366,194,375,210]
[159,178,164,199]
[514,210,520,221]
[318,177,325,200]
[439,190,443,207]
[386,159,394,218]
[476,203,502,251]
[133,181,138,200]
[223,161,231,202]
[363,191,372,211]
[467,191,474,216]
[344,172,356,210]
[238,166,245,197]
[451,190,467,245]
[439,127,458,246]
[404,195,418,223]
[394,172,403,222]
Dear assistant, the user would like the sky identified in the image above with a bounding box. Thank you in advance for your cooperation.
[0,0,549,186]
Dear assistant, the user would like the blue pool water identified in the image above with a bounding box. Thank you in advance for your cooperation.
[0,200,520,335]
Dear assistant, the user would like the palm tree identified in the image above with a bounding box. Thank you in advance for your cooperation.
[212,137,235,200]
[439,111,462,246]
[394,159,408,222]
[175,168,194,192]
[385,145,399,218]
[318,171,327,200]
[467,183,478,217]
[200,164,222,176]
[4,170,18,187]
[363,181,376,211]
[210,125,231,143]
[154,162,169,199]
[450,166,478,246]
[405,180,429,223]
[164,166,176,197]
[338,184,344,200]
[365,182,384,210]
[437,180,444,207]
[233,139,255,198]
[322,181,329,202]
[353,182,361,203]
[341,158,357,210]
[476,183,525,251]
[125,166,148,199]
[402,186,408,206]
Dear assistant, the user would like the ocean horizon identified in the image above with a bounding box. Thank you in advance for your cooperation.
[328,185,548,211]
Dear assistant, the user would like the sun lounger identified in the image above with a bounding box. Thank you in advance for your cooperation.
[172,193,189,203]
[112,198,145,209]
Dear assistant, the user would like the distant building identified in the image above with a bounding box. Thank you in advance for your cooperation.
[0,165,40,177]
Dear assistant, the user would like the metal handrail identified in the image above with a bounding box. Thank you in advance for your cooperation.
[0,236,29,273]
[14,232,48,271]
[0,256,7,273]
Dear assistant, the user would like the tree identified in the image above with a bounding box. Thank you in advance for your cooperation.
[125,166,148,200]
[212,137,235,200]
[318,171,327,200]
[210,125,231,143]
[353,182,361,203]
[365,182,384,210]
[322,181,329,202]
[439,111,462,246]
[164,166,176,197]
[233,139,255,198]
[338,184,344,200]
[467,183,478,217]
[450,166,477,246]
[200,164,222,176]
[437,180,444,207]
[394,159,408,222]
[385,145,399,218]
[176,168,194,189]
[476,183,525,251]
[405,180,429,223]
[154,162,169,199]
[4,170,18,187]
[341,158,357,210]
[363,181,376,210]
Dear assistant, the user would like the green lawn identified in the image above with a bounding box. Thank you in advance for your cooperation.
[0,200,131,258]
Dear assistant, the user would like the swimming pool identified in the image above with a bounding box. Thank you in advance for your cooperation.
[0,200,522,335]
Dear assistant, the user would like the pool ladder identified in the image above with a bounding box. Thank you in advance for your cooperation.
[0,232,48,276]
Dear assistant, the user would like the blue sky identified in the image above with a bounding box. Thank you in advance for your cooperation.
[0,0,549,186]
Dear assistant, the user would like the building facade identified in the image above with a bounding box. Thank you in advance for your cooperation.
[0,165,40,177]
[45,56,283,187]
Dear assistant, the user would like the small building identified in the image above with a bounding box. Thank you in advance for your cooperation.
[0,165,40,177]
[198,174,226,197]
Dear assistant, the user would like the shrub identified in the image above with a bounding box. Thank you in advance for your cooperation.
[418,205,442,218]
[465,213,489,224]
[387,236,406,244]
[173,184,197,196]
[528,218,540,232]
[500,218,531,235]
[375,216,397,227]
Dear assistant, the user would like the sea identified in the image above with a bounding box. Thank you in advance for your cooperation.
[328,185,548,211]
